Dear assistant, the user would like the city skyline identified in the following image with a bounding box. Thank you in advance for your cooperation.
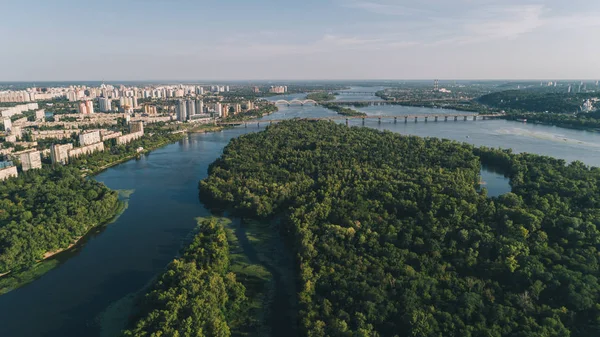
[2,0,600,81]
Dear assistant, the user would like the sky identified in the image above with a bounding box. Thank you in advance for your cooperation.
[2,0,600,81]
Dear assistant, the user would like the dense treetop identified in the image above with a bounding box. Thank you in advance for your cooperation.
[122,218,247,337]
[200,120,600,337]
[478,90,595,113]
[0,166,120,273]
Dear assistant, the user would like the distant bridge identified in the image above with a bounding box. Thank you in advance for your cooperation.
[331,91,377,96]
[218,114,504,126]
[273,99,319,106]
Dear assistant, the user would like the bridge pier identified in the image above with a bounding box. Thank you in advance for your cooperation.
[346,118,349,127]
[257,122,260,128]
[405,116,408,123]
[270,121,273,125]
[454,116,458,121]
[444,116,448,122]
[434,116,438,122]
[414,116,418,123]
[464,116,467,121]
[378,117,381,124]
[362,117,365,125]
[425,116,428,122]
[394,117,397,123]
[473,116,476,121]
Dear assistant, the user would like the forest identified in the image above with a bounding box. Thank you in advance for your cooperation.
[478,90,594,113]
[0,166,121,273]
[306,92,336,102]
[122,218,248,337]
[199,120,600,337]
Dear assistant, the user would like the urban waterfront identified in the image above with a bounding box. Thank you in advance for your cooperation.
[1,95,600,336]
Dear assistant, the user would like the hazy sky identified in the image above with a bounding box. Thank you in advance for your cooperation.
[2,0,600,81]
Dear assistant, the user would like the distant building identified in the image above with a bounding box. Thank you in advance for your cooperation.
[246,101,254,110]
[20,150,42,171]
[50,143,74,164]
[253,86,260,93]
[186,99,196,117]
[35,109,45,121]
[99,97,112,112]
[79,130,101,146]
[129,121,144,134]
[0,161,17,181]
[176,100,188,122]
[3,118,12,133]
[143,105,157,114]
[85,100,94,114]
[215,102,223,118]
[269,86,288,94]
[78,101,88,114]
[234,103,241,114]
[195,100,204,114]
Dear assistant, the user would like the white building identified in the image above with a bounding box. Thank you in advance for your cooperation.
[20,150,42,171]
[99,97,112,112]
[79,130,101,146]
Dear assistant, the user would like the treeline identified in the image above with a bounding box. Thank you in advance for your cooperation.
[505,112,600,131]
[321,103,366,116]
[0,166,120,273]
[122,218,247,337]
[200,120,600,336]
[478,90,593,113]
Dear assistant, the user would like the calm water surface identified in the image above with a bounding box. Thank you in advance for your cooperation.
[2,91,600,336]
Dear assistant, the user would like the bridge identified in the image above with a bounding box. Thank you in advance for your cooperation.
[331,91,377,96]
[218,114,504,126]
[273,99,319,106]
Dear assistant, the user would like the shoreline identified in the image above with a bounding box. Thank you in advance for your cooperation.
[0,198,127,295]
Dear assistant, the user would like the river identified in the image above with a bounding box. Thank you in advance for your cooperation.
[2,90,600,336]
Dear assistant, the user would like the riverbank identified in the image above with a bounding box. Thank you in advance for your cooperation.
[504,114,600,133]
[0,196,129,296]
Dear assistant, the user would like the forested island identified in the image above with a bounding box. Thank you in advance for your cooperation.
[0,167,121,274]
[321,103,367,116]
[192,120,600,337]
[306,92,336,102]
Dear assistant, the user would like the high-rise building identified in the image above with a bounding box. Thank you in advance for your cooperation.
[225,86,230,92]
[234,104,241,114]
[186,99,196,117]
[196,86,204,95]
[195,100,204,114]
[20,150,42,171]
[176,100,188,121]
[99,97,112,112]
[3,118,12,133]
[79,101,88,114]
[246,101,254,110]
[86,100,94,114]
[215,102,223,118]
[66,91,78,102]
[50,143,74,164]
[253,86,260,93]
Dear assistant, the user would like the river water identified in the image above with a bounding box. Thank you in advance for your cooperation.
[2,91,600,336]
